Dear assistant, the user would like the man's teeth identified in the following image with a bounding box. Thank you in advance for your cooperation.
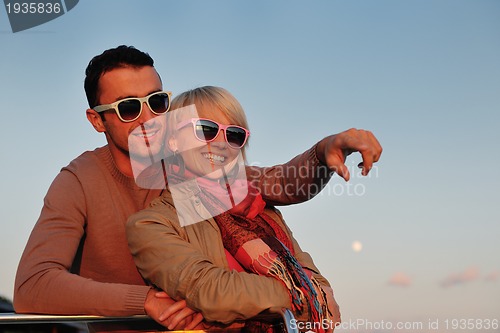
[203,153,225,162]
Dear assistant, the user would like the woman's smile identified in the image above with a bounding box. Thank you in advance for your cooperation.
[202,152,226,164]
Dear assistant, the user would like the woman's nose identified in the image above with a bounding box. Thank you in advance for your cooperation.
[210,130,227,148]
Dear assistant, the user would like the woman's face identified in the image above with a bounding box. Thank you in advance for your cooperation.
[173,111,243,178]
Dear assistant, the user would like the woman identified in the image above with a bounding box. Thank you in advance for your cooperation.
[126,86,339,332]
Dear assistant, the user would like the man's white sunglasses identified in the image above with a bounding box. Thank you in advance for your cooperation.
[93,91,172,122]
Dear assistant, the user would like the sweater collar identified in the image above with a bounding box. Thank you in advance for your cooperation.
[96,146,144,190]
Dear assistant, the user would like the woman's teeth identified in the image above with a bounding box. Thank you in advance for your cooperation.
[203,153,225,162]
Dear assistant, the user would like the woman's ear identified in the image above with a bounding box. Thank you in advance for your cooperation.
[86,109,106,133]
[168,136,178,152]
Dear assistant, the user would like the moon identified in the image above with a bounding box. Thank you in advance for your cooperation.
[352,240,363,253]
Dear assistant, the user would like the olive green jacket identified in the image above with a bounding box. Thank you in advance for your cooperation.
[127,189,330,324]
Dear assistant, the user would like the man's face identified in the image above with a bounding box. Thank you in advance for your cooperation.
[96,66,165,168]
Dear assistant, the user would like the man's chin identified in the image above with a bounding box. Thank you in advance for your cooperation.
[129,145,165,166]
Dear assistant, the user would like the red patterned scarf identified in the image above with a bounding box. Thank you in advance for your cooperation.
[198,182,329,332]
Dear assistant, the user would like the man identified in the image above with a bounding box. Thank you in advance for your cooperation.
[14,46,382,329]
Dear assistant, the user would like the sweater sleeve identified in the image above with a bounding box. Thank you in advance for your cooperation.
[245,143,333,206]
[126,207,292,324]
[14,170,150,316]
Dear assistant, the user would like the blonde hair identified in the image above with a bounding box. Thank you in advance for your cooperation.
[170,86,250,158]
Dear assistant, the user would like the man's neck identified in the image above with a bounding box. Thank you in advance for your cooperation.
[106,145,135,178]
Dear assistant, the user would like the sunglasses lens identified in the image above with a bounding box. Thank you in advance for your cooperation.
[148,92,170,114]
[117,100,141,121]
[195,120,219,141]
[226,127,247,148]
[191,119,248,148]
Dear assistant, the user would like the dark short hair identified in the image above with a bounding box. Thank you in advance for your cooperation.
[84,45,155,108]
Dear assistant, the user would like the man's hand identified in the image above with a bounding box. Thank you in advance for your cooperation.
[316,129,382,181]
[144,289,204,330]
[322,286,341,333]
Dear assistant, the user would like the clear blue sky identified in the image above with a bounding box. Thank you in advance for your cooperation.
[1,1,499,331]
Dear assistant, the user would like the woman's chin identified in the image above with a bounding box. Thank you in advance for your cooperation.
[201,165,230,180]
[202,159,239,180]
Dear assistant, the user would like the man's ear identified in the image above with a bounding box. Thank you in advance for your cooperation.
[168,136,178,152]
[86,109,106,133]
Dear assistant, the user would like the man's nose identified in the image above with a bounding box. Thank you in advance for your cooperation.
[138,101,155,123]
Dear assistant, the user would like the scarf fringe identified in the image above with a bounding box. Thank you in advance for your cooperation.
[252,237,324,333]
[261,257,307,312]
